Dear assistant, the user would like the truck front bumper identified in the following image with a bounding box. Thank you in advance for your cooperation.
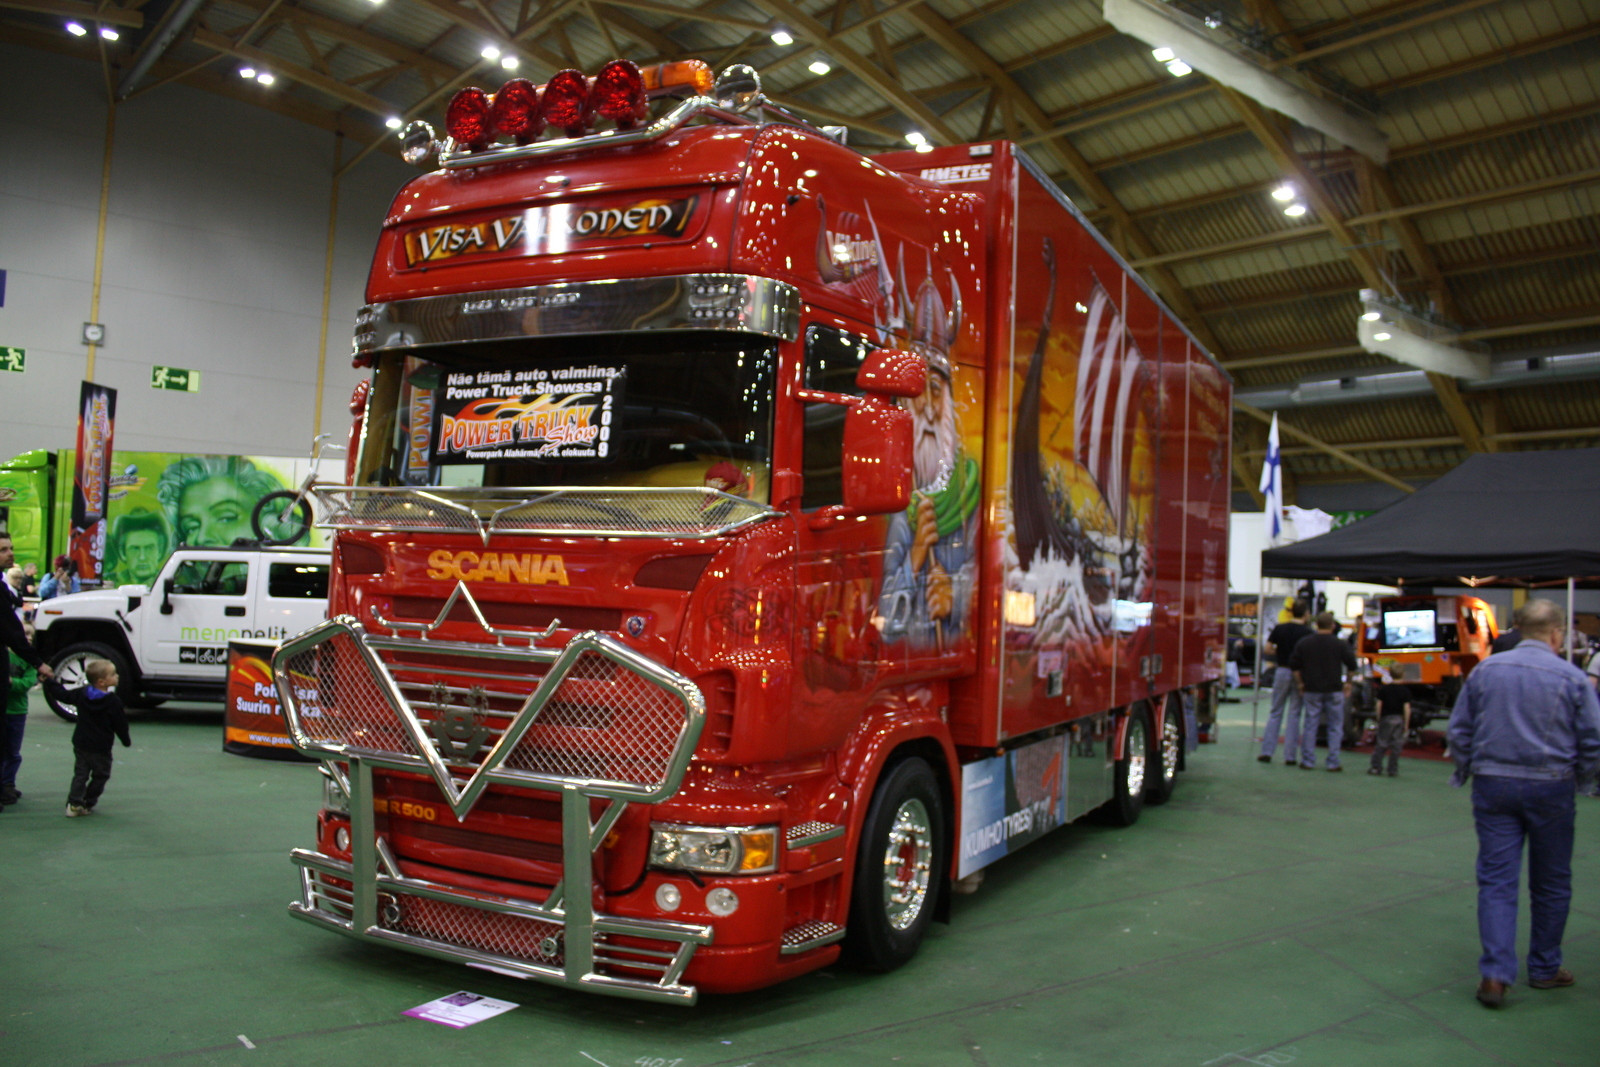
[274,614,714,1005]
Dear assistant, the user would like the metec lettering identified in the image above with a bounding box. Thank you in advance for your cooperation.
[427,549,570,585]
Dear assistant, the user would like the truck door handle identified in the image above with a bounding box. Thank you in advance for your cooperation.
[225,606,246,617]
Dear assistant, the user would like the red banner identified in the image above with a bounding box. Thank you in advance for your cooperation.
[69,381,116,587]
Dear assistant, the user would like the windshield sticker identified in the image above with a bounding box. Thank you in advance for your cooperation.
[431,364,625,463]
[403,195,698,267]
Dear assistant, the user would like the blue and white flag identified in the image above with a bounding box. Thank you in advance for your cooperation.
[1259,414,1282,544]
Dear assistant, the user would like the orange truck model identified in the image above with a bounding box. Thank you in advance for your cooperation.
[1353,594,1499,735]
[274,60,1231,1004]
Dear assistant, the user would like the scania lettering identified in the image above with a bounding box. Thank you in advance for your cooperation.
[275,60,1230,1005]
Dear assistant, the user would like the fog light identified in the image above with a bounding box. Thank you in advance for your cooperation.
[705,887,740,916]
[333,825,350,852]
[655,882,682,912]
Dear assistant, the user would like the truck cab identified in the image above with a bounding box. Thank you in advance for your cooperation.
[33,543,330,720]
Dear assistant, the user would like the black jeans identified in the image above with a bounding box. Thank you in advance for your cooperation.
[69,748,114,808]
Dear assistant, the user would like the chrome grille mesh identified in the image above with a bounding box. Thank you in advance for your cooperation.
[281,630,416,755]
[384,893,565,965]
[502,650,685,787]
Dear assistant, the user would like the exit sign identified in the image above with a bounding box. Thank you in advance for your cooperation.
[152,365,200,392]
[0,346,23,373]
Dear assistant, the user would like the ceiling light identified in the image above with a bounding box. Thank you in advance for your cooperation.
[808,56,831,76]
[256,71,275,86]
[1105,0,1388,163]
[1165,59,1192,76]
[915,142,934,154]
[1357,288,1490,379]
[1151,46,1175,62]
[500,54,519,70]
[65,21,87,36]
[99,26,119,40]
[1204,13,1223,29]
[1360,310,1381,322]
[239,66,256,79]
[1270,183,1296,201]
[771,29,793,46]
[480,45,501,61]
[905,130,927,146]
[385,116,403,129]
[1283,202,1307,217]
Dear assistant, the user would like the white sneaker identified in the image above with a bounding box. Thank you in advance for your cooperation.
[65,804,89,818]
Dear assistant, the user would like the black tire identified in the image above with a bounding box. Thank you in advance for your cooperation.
[1145,699,1181,806]
[1102,706,1151,827]
[843,757,947,972]
[45,642,133,723]
[251,490,312,546]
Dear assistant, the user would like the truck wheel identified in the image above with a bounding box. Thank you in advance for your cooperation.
[45,643,132,723]
[1145,700,1181,806]
[843,757,946,972]
[251,490,311,545]
[1102,706,1150,827]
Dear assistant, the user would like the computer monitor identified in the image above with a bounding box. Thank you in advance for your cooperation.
[1382,607,1439,649]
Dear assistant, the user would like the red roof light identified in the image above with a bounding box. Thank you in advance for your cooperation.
[541,69,592,137]
[490,78,543,143]
[445,87,492,149]
[591,59,647,128]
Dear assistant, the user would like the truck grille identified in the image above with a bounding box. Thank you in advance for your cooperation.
[278,615,713,1004]
[274,616,703,810]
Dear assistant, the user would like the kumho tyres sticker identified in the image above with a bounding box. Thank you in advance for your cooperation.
[433,364,625,463]
[402,195,698,267]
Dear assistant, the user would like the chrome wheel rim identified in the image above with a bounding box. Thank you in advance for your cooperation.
[1161,715,1180,782]
[1126,719,1148,795]
[54,652,95,691]
[882,797,933,931]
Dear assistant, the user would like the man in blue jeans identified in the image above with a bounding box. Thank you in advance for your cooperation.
[1289,611,1357,771]
[1447,599,1600,1009]
[1258,600,1312,765]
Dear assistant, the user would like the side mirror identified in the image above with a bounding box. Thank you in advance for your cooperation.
[160,578,175,615]
[856,348,927,398]
[841,396,914,515]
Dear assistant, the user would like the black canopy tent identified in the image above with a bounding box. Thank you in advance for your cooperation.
[1261,448,1600,589]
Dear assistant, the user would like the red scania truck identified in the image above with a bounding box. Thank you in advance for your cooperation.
[274,59,1231,1005]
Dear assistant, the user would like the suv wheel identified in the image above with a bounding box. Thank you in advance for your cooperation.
[44,643,133,723]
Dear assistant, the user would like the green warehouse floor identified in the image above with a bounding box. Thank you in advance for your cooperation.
[4,689,1597,1066]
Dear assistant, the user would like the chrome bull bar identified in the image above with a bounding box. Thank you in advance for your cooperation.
[273,615,711,1004]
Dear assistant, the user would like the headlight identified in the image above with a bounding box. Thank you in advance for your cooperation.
[320,767,349,815]
[648,823,777,875]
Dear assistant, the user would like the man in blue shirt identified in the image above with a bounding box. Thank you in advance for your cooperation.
[1447,599,1600,1008]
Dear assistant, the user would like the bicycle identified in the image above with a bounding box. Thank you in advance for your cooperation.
[250,433,345,546]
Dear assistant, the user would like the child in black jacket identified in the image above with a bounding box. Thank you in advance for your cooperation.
[45,659,131,816]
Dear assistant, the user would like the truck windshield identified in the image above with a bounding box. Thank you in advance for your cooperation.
[359,333,777,503]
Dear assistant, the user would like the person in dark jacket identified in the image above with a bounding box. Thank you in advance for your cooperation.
[1290,611,1359,771]
[45,659,131,817]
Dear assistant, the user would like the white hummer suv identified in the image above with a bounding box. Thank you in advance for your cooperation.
[32,544,330,721]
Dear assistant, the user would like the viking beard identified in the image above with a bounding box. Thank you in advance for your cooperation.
[913,393,959,491]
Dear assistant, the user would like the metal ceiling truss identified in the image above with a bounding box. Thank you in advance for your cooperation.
[3,0,1597,495]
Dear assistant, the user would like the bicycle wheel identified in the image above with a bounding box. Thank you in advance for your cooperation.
[251,490,313,545]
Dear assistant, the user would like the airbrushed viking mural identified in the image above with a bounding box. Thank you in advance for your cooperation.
[1004,237,1157,682]
[815,196,981,652]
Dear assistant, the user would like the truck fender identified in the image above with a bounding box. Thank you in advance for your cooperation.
[832,684,960,924]
[1112,701,1146,763]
